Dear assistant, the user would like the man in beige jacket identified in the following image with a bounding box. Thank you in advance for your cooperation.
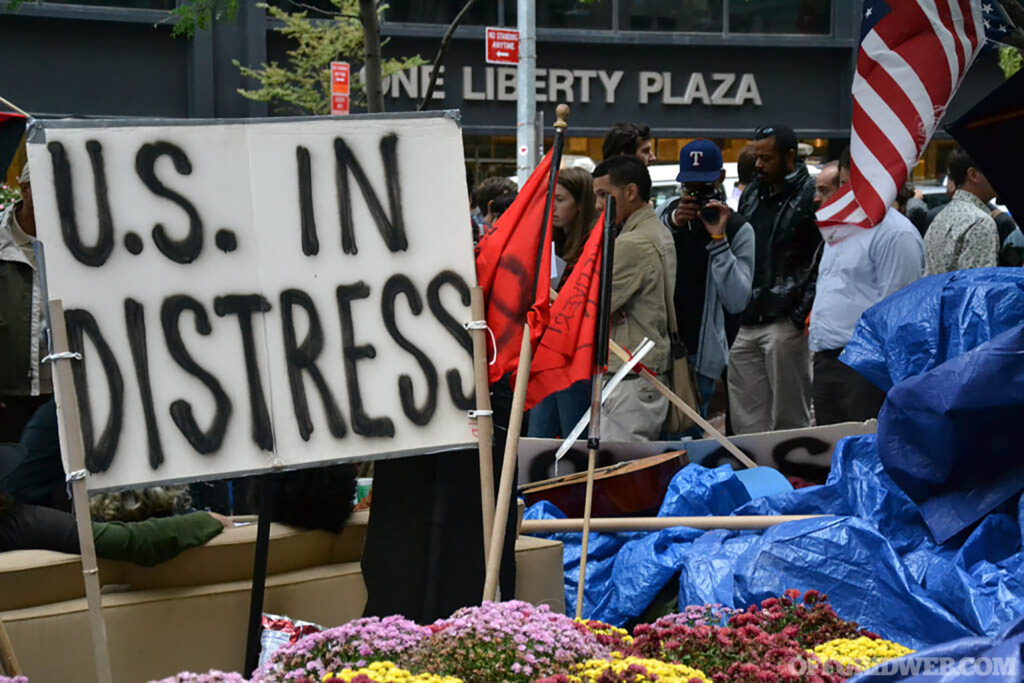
[592,156,676,441]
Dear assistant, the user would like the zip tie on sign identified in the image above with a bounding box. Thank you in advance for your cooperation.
[65,468,88,499]
[43,351,82,364]
[464,320,497,365]
[468,410,493,419]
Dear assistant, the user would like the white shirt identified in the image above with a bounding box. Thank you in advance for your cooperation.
[809,208,924,352]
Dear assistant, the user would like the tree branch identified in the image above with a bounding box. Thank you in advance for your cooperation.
[285,0,359,20]
[417,0,478,111]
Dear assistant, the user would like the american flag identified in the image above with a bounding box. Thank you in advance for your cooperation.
[815,0,1006,242]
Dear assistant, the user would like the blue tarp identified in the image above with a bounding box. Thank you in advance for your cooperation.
[525,271,1024,650]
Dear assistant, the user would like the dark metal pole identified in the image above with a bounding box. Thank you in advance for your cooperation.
[530,103,571,304]
[243,482,273,677]
[575,196,617,619]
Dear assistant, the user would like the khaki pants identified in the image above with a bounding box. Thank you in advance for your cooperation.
[600,375,669,442]
[727,320,811,434]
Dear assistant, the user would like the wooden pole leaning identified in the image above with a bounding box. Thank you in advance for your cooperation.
[482,322,533,601]
[607,340,758,469]
[48,300,114,683]
[523,515,830,534]
[575,196,618,619]
[470,286,496,565]
[0,619,21,677]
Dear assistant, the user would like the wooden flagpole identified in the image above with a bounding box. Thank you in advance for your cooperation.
[470,286,496,565]
[575,195,617,619]
[482,103,570,602]
[524,514,830,534]
[0,619,21,677]
[607,340,758,469]
[483,323,532,601]
[48,300,114,683]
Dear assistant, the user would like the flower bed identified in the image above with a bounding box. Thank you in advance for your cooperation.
[157,591,912,683]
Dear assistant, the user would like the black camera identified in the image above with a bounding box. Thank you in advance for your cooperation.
[686,187,720,223]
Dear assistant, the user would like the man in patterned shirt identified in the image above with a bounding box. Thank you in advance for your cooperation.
[923,146,1000,275]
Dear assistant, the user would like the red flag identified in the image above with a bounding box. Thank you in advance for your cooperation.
[524,211,604,409]
[475,150,555,384]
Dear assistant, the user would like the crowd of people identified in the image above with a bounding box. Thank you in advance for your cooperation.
[467,121,1023,443]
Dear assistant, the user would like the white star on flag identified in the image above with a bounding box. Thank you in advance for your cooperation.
[982,2,994,12]
[984,17,992,28]
[865,6,873,17]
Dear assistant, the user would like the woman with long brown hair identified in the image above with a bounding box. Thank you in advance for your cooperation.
[551,167,599,286]
[528,167,600,440]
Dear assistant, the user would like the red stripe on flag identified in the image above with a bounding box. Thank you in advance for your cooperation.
[873,2,954,110]
[958,0,980,52]
[856,51,928,151]
[935,0,967,79]
[852,97,908,207]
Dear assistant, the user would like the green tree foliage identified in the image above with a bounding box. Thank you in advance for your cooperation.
[169,0,239,39]
[233,1,422,115]
[999,46,1023,79]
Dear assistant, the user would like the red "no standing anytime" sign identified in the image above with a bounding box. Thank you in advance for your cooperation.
[485,27,519,65]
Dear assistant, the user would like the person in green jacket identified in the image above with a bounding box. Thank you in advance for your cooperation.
[0,491,230,566]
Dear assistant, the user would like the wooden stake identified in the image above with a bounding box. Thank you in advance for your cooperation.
[608,340,758,469]
[0,619,21,677]
[470,287,496,566]
[483,322,532,602]
[48,300,113,683]
[575,444,597,619]
[522,514,830,533]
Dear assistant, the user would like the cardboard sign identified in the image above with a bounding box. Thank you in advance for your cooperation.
[27,112,478,491]
[330,62,350,94]
[485,27,519,65]
[517,421,877,484]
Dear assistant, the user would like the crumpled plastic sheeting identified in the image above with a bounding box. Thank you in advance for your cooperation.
[877,325,1024,544]
[841,269,1024,392]
[848,616,1024,682]
[525,435,1024,649]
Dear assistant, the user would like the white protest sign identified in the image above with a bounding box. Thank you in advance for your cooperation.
[27,112,478,491]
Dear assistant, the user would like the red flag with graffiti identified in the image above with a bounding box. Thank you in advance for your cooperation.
[475,150,554,384]
[524,211,604,409]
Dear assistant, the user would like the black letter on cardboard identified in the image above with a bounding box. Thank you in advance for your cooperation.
[124,298,164,470]
[136,142,204,264]
[382,275,439,425]
[296,146,319,256]
[333,134,408,255]
[214,295,274,452]
[65,309,124,472]
[47,140,115,267]
[161,295,231,453]
[427,270,475,410]
[336,282,395,437]
[280,289,347,441]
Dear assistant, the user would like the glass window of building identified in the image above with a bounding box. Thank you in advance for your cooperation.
[619,0,724,33]
[728,0,832,35]
[505,0,612,30]
[44,0,176,9]
[382,0,496,25]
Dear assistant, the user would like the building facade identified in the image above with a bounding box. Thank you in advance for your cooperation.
[1,0,1008,181]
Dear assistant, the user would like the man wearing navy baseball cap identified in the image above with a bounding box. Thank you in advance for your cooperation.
[657,140,754,427]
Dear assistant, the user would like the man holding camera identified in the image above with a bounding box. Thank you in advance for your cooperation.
[658,140,754,419]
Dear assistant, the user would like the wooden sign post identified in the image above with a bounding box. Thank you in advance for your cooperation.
[48,300,113,683]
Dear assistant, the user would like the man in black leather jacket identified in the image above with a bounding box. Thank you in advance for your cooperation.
[727,124,821,434]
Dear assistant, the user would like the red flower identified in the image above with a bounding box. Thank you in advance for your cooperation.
[784,589,801,601]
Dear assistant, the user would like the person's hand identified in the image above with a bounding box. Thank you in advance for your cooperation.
[699,199,731,238]
[672,195,701,227]
[914,188,924,200]
[207,511,233,529]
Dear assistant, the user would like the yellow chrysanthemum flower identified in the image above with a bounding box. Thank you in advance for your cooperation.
[569,656,709,682]
[323,660,462,682]
[575,618,635,645]
[811,636,915,672]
